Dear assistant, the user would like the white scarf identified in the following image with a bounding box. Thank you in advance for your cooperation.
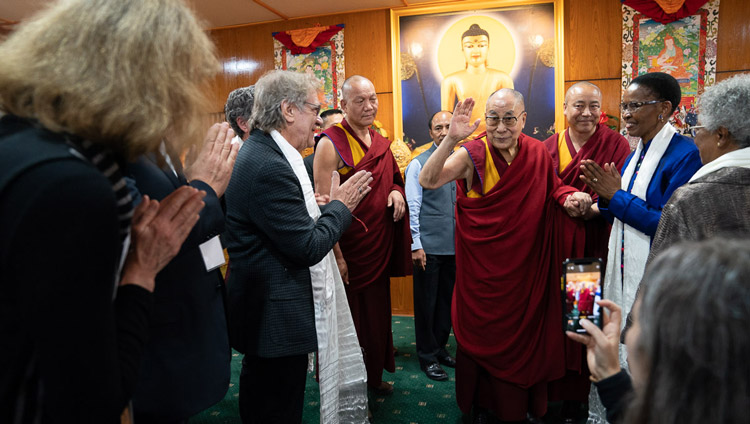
[269,131,368,423]
[689,146,750,182]
[604,123,675,367]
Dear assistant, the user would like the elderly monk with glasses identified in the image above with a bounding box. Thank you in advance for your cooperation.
[420,88,593,424]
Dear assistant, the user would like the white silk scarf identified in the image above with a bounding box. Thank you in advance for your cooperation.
[270,130,368,423]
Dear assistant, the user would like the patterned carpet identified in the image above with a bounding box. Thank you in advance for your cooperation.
[190,316,585,424]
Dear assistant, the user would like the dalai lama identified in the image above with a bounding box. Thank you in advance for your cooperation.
[419,89,591,423]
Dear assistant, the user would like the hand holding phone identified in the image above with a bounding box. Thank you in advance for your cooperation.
[562,258,603,333]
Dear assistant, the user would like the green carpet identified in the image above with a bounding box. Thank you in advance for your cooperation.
[190,316,585,423]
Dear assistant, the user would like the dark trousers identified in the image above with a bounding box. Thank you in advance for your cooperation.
[413,254,456,368]
[239,353,308,423]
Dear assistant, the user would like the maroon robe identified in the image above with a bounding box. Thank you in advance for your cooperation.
[323,119,411,387]
[543,124,630,401]
[454,133,585,419]
[544,124,631,262]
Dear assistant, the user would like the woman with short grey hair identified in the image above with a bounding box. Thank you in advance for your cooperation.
[648,73,750,259]
[224,70,371,423]
[568,238,750,424]
[693,73,750,148]
[224,86,255,141]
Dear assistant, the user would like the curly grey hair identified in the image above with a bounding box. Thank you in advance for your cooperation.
[250,70,318,133]
[626,237,750,424]
[224,86,255,139]
[698,73,750,148]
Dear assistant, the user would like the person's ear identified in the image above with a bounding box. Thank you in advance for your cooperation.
[236,117,249,135]
[661,101,673,122]
[281,100,295,124]
[715,127,730,145]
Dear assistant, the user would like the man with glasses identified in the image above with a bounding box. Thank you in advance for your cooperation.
[420,88,592,423]
[542,81,630,421]
[314,75,412,396]
[224,70,372,423]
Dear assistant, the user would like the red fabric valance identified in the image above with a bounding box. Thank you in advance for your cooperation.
[622,0,709,24]
[272,25,343,55]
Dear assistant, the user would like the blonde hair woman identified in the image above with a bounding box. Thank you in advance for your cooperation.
[0,0,220,421]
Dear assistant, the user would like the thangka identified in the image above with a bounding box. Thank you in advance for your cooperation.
[273,25,345,111]
[621,0,719,137]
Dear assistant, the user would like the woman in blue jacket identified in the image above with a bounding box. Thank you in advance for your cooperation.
[579,71,702,423]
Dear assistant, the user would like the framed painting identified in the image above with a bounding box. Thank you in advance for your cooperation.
[622,0,719,135]
[390,0,564,150]
[273,25,345,110]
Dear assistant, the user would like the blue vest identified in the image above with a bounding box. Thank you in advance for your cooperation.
[415,144,456,255]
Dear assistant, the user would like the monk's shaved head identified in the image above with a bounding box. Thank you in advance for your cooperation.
[340,75,378,129]
[565,82,601,104]
[487,88,524,110]
[342,75,375,101]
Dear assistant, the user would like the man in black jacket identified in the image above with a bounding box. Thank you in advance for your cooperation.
[126,123,238,424]
[224,70,372,423]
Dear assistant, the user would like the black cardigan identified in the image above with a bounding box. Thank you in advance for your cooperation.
[0,116,153,423]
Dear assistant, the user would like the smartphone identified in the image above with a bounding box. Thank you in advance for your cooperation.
[561,258,603,333]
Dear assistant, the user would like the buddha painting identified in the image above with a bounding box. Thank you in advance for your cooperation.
[441,24,514,137]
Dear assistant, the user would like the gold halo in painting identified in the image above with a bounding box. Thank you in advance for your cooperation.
[437,15,516,78]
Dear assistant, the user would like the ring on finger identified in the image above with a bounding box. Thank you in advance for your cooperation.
[358,187,362,193]
[592,178,598,183]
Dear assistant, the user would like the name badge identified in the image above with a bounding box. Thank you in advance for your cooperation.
[199,235,226,272]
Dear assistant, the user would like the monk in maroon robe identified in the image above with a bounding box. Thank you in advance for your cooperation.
[314,76,411,394]
[543,82,630,413]
[420,90,591,422]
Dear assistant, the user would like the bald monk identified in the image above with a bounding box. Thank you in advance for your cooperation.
[314,75,411,395]
[542,81,630,420]
[420,89,592,422]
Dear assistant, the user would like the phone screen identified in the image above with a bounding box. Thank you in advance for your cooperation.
[562,259,603,333]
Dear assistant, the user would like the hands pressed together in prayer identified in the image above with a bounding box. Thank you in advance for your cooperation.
[183,122,239,197]
[579,160,622,201]
[566,299,623,382]
[120,186,206,292]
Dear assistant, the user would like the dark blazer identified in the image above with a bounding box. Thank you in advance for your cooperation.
[125,155,230,420]
[224,129,352,357]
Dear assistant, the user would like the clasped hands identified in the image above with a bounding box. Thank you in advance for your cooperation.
[563,191,593,218]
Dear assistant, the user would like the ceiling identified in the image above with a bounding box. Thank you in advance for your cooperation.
[1,0,451,30]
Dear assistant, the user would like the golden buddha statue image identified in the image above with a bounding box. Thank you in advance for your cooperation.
[441,24,514,137]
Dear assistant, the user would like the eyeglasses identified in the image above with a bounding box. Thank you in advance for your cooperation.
[620,100,662,113]
[304,101,321,116]
[485,113,524,127]
[687,125,705,137]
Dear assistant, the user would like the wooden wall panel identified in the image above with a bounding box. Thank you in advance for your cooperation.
[716,0,750,73]
[207,10,394,137]
[564,0,623,81]
[717,70,750,82]
[390,276,414,316]
[564,78,624,127]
